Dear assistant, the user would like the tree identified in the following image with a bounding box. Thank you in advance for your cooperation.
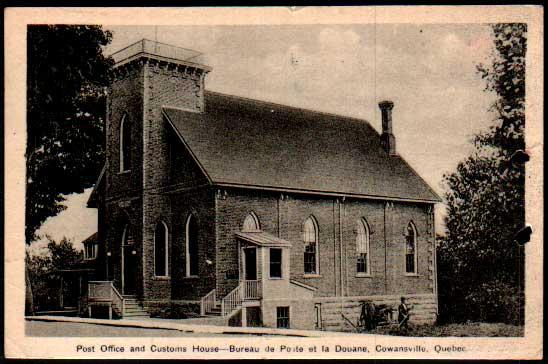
[26,237,83,312]
[438,24,526,324]
[26,25,113,243]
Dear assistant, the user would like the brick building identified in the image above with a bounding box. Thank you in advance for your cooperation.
[86,39,441,330]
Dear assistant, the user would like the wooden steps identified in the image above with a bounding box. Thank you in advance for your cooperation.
[121,296,149,318]
[204,301,222,317]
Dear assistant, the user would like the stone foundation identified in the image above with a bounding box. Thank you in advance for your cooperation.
[317,293,437,332]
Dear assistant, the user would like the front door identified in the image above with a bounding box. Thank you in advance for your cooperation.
[244,248,257,281]
[123,245,137,295]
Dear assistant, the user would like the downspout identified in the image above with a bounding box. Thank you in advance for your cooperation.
[277,194,281,238]
[432,206,439,315]
[383,202,388,294]
[333,199,338,297]
[343,197,348,297]
[339,201,344,296]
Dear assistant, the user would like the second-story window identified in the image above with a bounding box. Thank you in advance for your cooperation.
[269,248,282,278]
[84,243,97,260]
[119,114,131,172]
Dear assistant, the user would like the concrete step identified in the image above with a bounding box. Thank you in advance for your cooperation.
[124,303,143,308]
[124,311,150,318]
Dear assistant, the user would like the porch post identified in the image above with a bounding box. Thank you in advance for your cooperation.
[241,306,247,327]
[59,274,64,308]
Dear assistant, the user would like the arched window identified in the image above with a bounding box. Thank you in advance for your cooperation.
[154,221,169,277]
[405,222,418,274]
[119,114,131,172]
[242,212,260,232]
[303,216,319,275]
[185,215,199,277]
[356,218,371,275]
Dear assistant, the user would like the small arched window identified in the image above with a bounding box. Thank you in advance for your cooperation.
[186,214,199,277]
[303,216,319,275]
[119,114,131,172]
[356,218,371,275]
[242,212,260,232]
[405,222,418,274]
[154,221,169,277]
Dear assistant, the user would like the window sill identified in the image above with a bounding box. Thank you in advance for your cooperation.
[84,257,97,261]
[183,275,199,279]
[153,276,171,280]
[404,273,419,277]
[355,273,372,278]
[269,277,284,280]
[303,274,322,278]
[117,170,131,175]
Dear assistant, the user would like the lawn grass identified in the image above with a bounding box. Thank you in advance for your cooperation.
[370,322,524,337]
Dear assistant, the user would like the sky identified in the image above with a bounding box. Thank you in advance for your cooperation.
[29,24,498,255]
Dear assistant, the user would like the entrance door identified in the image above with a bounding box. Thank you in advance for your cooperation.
[123,245,137,295]
[244,248,257,281]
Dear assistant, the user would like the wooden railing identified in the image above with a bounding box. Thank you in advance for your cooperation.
[243,280,261,300]
[88,281,125,318]
[110,283,124,316]
[200,289,216,316]
[111,39,203,64]
[221,284,242,317]
[88,281,113,301]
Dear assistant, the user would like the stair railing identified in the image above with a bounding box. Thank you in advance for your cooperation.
[200,289,216,316]
[110,282,125,317]
[243,280,261,299]
[221,284,242,317]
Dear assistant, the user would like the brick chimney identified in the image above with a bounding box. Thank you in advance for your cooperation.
[379,100,396,155]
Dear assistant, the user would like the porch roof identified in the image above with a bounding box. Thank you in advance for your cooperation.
[235,231,292,247]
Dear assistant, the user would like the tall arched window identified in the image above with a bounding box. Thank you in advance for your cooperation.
[119,114,131,172]
[154,221,169,277]
[405,221,418,274]
[185,215,199,277]
[356,218,371,275]
[242,212,260,232]
[303,216,319,275]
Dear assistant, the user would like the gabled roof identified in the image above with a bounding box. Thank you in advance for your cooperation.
[81,232,98,245]
[87,165,106,208]
[164,91,441,203]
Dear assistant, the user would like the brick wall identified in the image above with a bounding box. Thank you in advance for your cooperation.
[215,189,280,296]
[102,62,146,297]
[216,188,436,301]
[106,64,144,201]
[170,188,217,301]
[141,59,208,305]
[102,56,209,307]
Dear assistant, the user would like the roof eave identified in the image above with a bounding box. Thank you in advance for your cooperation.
[214,181,442,204]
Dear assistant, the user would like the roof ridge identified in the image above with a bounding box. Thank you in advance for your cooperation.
[204,90,380,134]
